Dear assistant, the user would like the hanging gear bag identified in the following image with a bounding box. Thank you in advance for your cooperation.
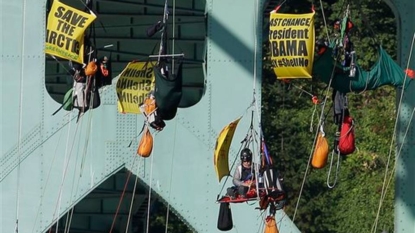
[217,202,233,231]
[311,128,329,169]
[338,115,355,155]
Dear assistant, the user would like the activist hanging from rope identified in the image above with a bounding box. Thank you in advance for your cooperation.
[117,0,187,157]
[214,109,261,232]
[213,114,287,232]
[47,0,112,121]
[118,0,185,135]
[149,0,184,122]
[213,104,287,231]
[325,89,356,188]
[312,2,415,93]
[257,131,287,217]
[46,0,96,116]
[70,0,102,122]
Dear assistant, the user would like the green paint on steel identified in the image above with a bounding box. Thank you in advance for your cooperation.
[385,0,415,232]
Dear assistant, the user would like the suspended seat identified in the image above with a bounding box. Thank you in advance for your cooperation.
[217,187,260,204]
[217,186,286,209]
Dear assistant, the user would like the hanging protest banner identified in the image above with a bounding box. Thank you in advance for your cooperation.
[269,10,315,79]
[45,1,96,64]
[116,62,155,114]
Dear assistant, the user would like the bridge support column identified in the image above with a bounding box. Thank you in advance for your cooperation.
[387,0,415,232]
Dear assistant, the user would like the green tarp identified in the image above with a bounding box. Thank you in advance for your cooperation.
[62,88,74,111]
[313,46,411,93]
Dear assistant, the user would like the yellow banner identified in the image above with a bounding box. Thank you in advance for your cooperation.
[45,1,96,64]
[116,62,155,114]
[269,11,315,79]
[214,117,242,182]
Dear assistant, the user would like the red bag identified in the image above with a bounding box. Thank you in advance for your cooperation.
[338,115,355,155]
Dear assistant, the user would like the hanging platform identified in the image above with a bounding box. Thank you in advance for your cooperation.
[217,187,286,207]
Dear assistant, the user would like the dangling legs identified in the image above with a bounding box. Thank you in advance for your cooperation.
[237,185,249,198]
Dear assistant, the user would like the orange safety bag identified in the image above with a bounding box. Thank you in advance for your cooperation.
[137,126,153,157]
[85,61,98,76]
[264,216,279,233]
[311,127,329,169]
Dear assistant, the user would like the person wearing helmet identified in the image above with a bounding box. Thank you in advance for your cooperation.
[226,148,256,199]
[315,38,329,56]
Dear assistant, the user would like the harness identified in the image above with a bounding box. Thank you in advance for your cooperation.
[238,165,254,182]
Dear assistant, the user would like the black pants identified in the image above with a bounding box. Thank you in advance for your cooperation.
[227,185,249,198]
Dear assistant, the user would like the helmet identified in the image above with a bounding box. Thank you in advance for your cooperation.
[333,19,341,28]
[316,39,328,55]
[240,148,252,162]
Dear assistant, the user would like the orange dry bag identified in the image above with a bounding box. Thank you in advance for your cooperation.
[85,61,98,76]
[137,126,153,157]
[311,127,329,169]
[264,216,279,233]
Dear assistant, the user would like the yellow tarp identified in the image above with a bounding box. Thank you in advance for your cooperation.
[269,10,315,79]
[45,0,96,64]
[116,62,155,114]
[214,117,241,182]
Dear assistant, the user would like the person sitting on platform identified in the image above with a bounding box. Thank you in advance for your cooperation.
[227,148,256,199]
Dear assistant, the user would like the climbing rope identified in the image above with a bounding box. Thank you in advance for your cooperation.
[31,114,74,232]
[371,31,415,233]
[326,104,353,188]
[172,0,176,75]
[157,0,169,65]
[15,1,28,232]
[125,158,141,233]
[145,132,159,233]
[55,111,80,233]
[256,214,266,233]
[215,120,254,200]
[62,45,99,233]
[326,149,341,188]
[48,116,84,233]
[318,0,331,43]
[79,46,98,177]
[309,101,319,132]
[64,116,89,233]
[292,58,338,223]
[164,119,178,233]
[251,0,263,203]
[109,156,139,233]
[156,1,180,231]
[372,105,415,232]
[215,101,257,200]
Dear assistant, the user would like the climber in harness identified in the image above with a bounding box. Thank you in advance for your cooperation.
[257,139,286,214]
[145,0,184,122]
[316,38,329,56]
[326,90,356,188]
[226,148,257,199]
[139,91,166,131]
[332,90,355,156]
[331,6,357,77]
